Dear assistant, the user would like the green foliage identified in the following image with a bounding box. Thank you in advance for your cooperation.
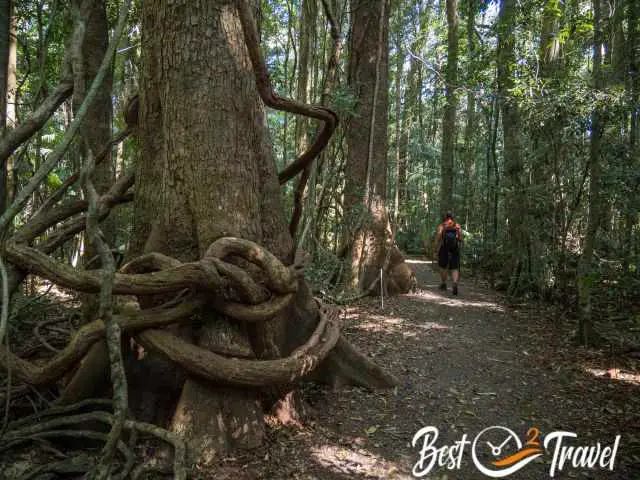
[46,172,62,190]
[329,86,359,117]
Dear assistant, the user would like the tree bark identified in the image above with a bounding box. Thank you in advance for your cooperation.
[73,0,114,242]
[0,0,10,213]
[132,0,396,466]
[623,0,639,270]
[0,0,15,213]
[72,0,116,323]
[341,0,412,294]
[440,0,458,216]
[461,0,476,228]
[577,0,605,345]
[497,0,525,295]
[135,0,294,462]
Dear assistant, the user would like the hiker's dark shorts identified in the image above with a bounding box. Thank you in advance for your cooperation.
[438,247,460,270]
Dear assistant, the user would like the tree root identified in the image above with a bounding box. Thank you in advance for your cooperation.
[0,430,133,465]
[322,336,400,389]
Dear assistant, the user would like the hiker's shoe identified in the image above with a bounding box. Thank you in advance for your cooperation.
[452,284,458,295]
[439,283,447,291]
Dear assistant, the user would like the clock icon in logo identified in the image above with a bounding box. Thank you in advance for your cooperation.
[472,426,542,478]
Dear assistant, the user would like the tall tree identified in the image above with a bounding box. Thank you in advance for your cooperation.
[132,0,395,464]
[440,0,458,216]
[461,0,476,227]
[342,0,412,294]
[0,0,14,214]
[0,0,11,214]
[577,0,605,344]
[497,0,526,295]
[72,0,116,324]
[623,0,639,269]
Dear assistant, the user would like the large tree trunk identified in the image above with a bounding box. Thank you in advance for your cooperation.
[132,0,396,466]
[135,0,292,463]
[342,0,413,295]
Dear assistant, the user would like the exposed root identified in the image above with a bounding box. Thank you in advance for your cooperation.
[323,336,400,389]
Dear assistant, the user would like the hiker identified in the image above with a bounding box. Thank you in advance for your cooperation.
[434,212,462,295]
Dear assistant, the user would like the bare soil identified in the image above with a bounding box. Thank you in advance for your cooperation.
[204,258,640,480]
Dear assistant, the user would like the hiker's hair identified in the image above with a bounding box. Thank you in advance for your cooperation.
[443,212,454,221]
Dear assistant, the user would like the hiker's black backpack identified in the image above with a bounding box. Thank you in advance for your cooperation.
[442,225,459,251]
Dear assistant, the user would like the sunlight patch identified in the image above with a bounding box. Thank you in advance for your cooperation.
[405,259,431,265]
[354,313,450,338]
[584,367,640,385]
[418,322,451,331]
[309,443,411,479]
[355,313,405,334]
[35,280,75,301]
[408,289,504,311]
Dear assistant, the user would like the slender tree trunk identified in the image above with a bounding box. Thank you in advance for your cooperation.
[5,0,13,131]
[72,0,116,324]
[440,0,458,216]
[623,0,639,270]
[0,0,15,213]
[483,92,499,287]
[577,0,605,345]
[611,0,626,84]
[302,0,342,250]
[73,0,115,245]
[398,50,422,219]
[462,0,476,228]
[292,0,316,245]
[497,0,525,295]
[295,0,314,151]
[534,0,565,289]
[0,0,10,214]
[393,14,403,228]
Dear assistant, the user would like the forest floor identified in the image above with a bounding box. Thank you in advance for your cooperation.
[210,257,640,480]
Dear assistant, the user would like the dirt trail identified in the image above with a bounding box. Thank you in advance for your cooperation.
[212,259,639,480]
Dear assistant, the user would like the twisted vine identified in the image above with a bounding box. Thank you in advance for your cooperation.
[1,236,338,388]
